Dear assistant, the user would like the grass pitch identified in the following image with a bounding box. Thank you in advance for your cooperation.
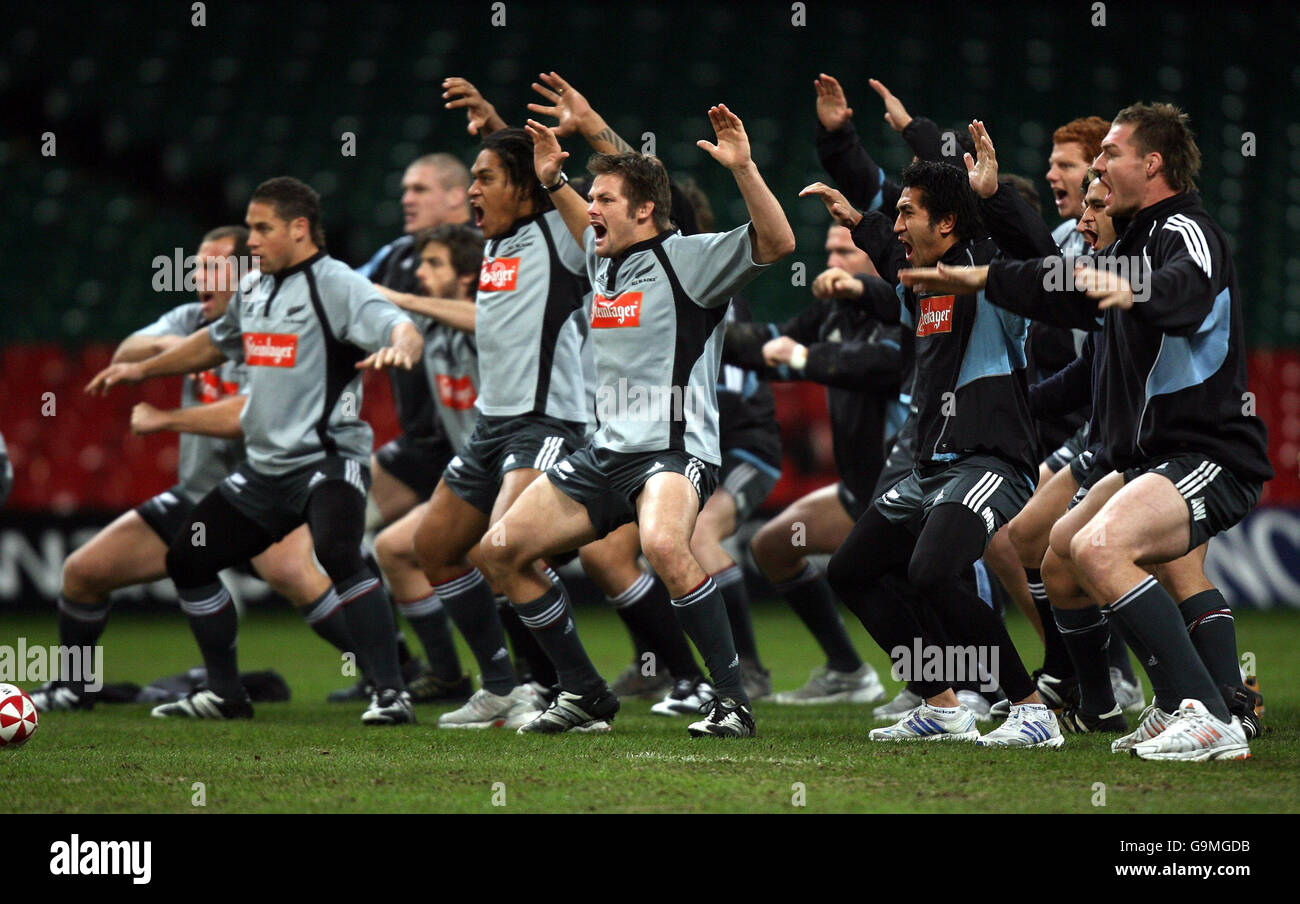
[4,604,1298,813]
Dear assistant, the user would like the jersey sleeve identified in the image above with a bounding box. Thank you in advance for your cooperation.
[664,223,770,308]
[132,303,200,339]
[547,209,587,276]
[334,269,414,353]
[208,295,245,361]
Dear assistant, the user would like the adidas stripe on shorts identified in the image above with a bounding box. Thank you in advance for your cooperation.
[1122,454,1262,551]
[442,413,586,515]
[875,453,1035,540]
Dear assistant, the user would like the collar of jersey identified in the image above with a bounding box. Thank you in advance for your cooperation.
[496,210,548,241]
[1122,190,1199,240]
[270,249,327,282]
[609,228,678,265]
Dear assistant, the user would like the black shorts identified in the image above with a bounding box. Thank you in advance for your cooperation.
[875,454,1035,542]
[1043,423,1090,475]
[547,444,719,538]
[375,432,456,500]
[443,414,586,515]
[217,457,370,542]
[1065,449,1104,511]
[1123,454,1262,552]
[836,482,870,521]
[135,484,197,545]
[717,449,780,521]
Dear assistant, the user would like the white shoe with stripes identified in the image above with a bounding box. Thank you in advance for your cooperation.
[976,703,1064,749]
[151,689,253,720]
[1131,698,1249,761]
[1111,704,1178,752]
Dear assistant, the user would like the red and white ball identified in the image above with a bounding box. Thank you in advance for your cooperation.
[0,684,38,747]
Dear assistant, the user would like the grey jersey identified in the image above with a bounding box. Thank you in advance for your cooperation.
[209,252,413,475]
[584,223,769,465]
[423,319,480,452]
[132,302,246,500]
[475,209,589,423]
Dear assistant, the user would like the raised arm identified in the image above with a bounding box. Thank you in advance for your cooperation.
[442,77,509,137]
[527,71,635,156]
[965,120,1058,260]
[697,104,795,264]
[525,118,588,249]
[86,327,226,395]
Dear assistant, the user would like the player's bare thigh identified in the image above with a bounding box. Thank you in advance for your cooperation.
[751,483,855,581]
[62,510,170,603]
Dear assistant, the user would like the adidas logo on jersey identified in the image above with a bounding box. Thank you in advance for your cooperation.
[645,460,665,475]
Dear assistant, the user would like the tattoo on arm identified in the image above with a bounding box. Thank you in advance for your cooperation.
[592,127,634,154]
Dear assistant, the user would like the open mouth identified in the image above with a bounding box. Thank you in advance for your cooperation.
[591,221,607,242]
[471,203,484,227]
[1053,189,1069,207]
[1082,229,1098,248]
[899,236,913,260]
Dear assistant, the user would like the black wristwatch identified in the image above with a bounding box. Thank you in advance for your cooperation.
[543,171,569,192]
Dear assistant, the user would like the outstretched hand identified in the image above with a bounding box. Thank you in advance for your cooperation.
[443,76,504,136]
[696,104,752,171]
[964,119,999,199]
[1075,263,1134,310]
[898,262,989,295]
[526,71,594,138]
[868,78,913,133]
[814,73,854,131]
[798,181,862,229]
[524,118,569,186]
[356,345,416,371]
[85,362,144,396]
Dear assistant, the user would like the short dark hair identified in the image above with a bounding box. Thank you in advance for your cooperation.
[479,128,553,214]
[674,175,712,234]
[999,173,1040,216]
[201,225,250,261]
[1112,102,1201,193]
[1082,167,1101,194]
[250,177,326,248]
[586,153,672,231]
[415,223,485,280]
[900,160,982,241]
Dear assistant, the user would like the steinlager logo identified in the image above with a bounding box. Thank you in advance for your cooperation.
[591,292,643,328]
[915,295,954,337]
[243,333,298,367]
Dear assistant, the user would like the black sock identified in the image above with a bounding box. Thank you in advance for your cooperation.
[336,571,403,691]
[1108,617,1176,711]
[56,596,110,695]
[515,584,603,695]
[497,594,557,687]
[1105,627,1138,684]
[1180,588,1241,697]
[1027,568,1073,678]
[300,588,357,656]
[1104,576,1229,721]
[435,569,516,696]
[176,582,244,700]
[670,578,747,705]
[773,564,862,673]
[1053,606,1117,715]
[609,573,701,681]
[715,564,763,668]
[396,592,463,682]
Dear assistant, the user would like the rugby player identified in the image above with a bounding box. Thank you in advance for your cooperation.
[86,179,422,725]
[902,104,1272,759]
[35,227,345,712]
[475,105,794,737]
